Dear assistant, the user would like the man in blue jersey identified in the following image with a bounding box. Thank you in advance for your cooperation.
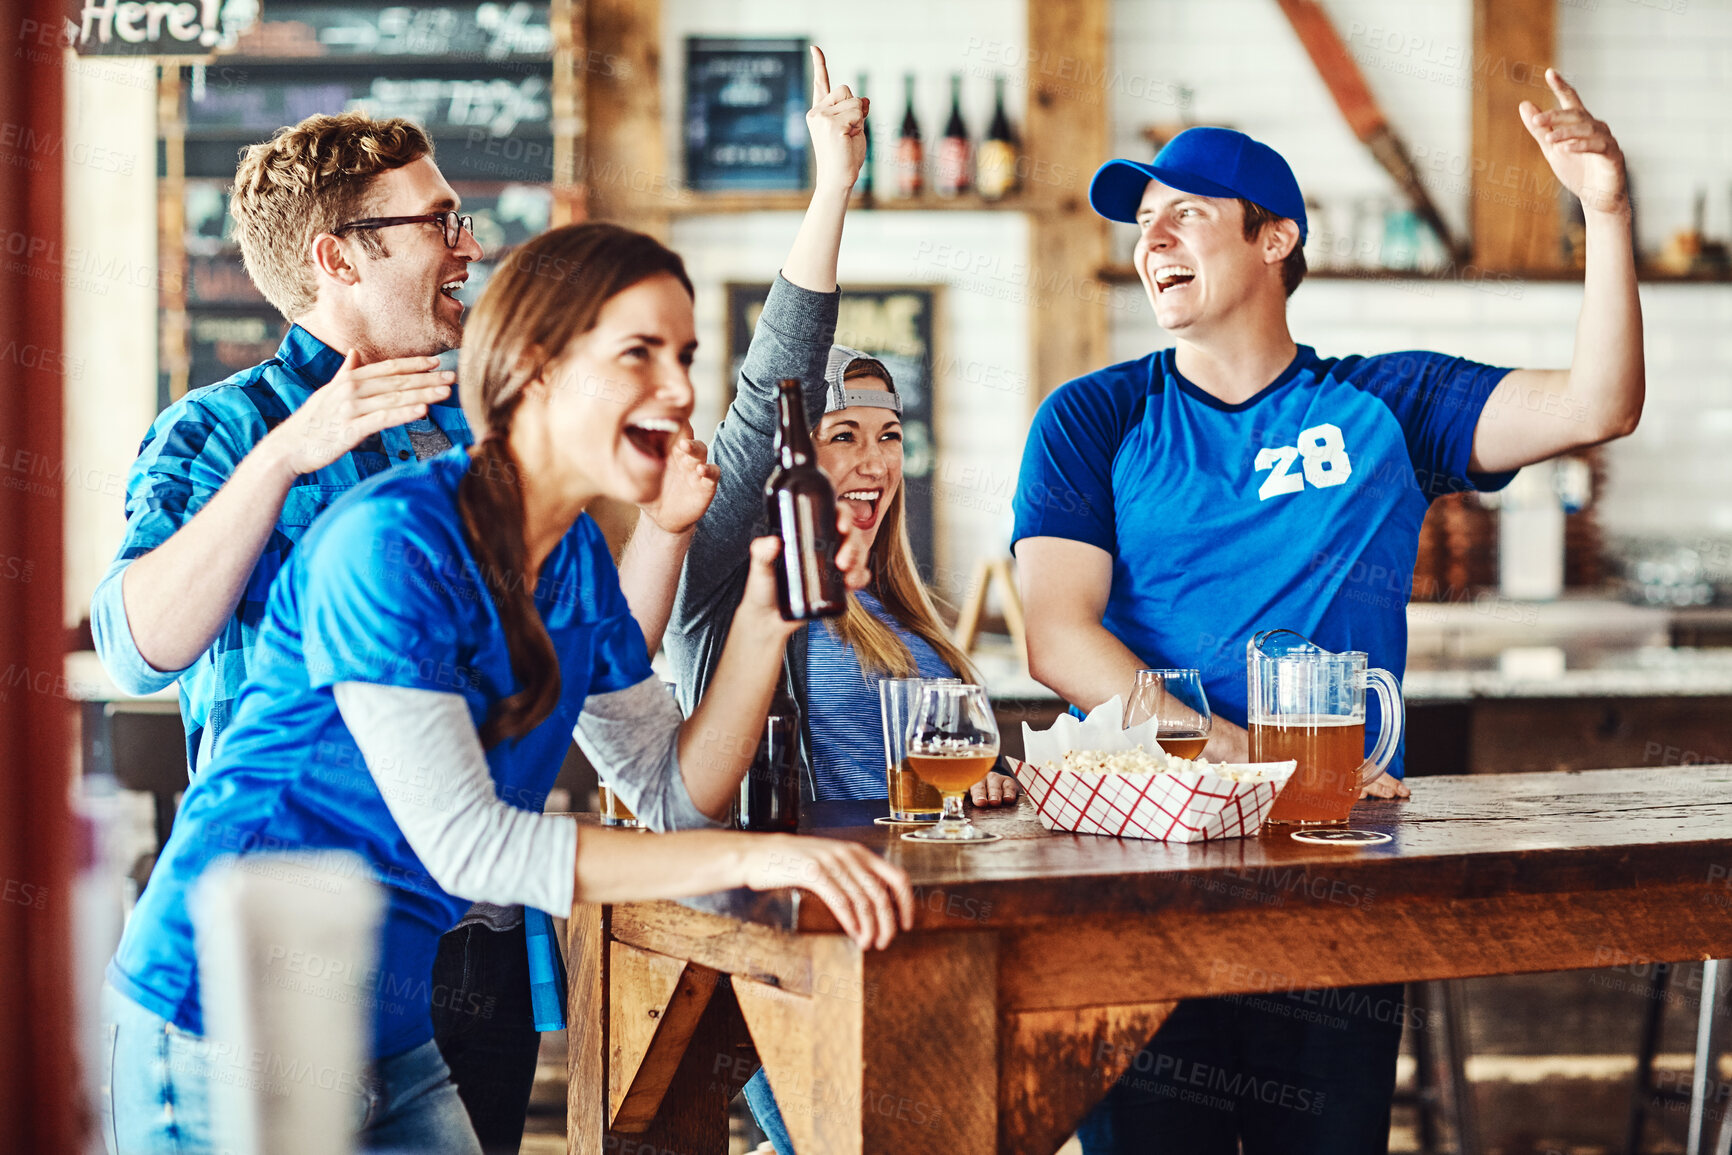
[1012,70,1642,1153]
[87,112,557,1151]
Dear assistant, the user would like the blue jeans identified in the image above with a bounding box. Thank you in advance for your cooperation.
[100,983,482,1155]
[743,1067,797,1155]
[1077,984,1406,1155]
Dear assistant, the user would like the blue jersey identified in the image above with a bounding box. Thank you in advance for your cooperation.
[1011,346,1514,777]
[108,449,652,1058]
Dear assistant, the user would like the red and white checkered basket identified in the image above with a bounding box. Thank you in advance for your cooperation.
[1010,756,1295,842]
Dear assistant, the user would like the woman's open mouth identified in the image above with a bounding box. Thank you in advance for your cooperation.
[838,488,882,529]
[623,417,680,462]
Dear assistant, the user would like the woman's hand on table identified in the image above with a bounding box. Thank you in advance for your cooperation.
[741,834,913,950]
[969,771,1020,808]
[1360,769,1411,800]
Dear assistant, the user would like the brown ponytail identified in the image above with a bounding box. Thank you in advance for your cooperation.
[455,223,693,746]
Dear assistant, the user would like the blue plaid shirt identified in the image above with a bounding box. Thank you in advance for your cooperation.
[90,325,473,775]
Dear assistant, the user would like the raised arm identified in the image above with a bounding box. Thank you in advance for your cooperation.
[1469,69,1643,474]
[657,46,866,695]
[94,353,452,682]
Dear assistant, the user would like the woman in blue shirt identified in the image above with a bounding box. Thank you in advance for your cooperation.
[636,48,1017,1155]
[101,220,913,1155]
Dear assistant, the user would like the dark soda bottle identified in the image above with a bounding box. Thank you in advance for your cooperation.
[765,379,846,621]
[737,688,801,833]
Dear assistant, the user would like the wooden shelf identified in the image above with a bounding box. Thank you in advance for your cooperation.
[1097,263,1732,285]
[666,189,1029,216]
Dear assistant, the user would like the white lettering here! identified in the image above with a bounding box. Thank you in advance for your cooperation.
[1254,423,1353,501]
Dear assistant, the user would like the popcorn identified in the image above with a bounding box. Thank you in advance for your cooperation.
[1013,697,1297,842]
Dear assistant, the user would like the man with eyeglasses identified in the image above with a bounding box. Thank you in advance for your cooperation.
[90,113,542,1153]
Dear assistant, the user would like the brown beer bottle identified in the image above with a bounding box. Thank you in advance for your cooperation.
[736,686,801,833]
[765,379,846,620]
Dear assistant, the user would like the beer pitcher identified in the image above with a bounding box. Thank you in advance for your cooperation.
[1246,629,1403,826]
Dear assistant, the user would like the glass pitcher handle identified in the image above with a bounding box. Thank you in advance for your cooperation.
[1361,667,1404,786]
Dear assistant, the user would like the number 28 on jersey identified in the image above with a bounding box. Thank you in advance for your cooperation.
[1254,423,1353,502]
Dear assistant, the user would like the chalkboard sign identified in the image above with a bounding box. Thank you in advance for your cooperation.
[684,38,807,192]
[725,283,938,571]
[234,3,552,59]
[70,0,259,56]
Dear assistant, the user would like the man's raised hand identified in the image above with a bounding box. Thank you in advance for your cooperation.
[1520,68,1627,218]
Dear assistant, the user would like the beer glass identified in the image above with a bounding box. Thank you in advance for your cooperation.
[902,684,1001,844]
[1124,669,1212,759]
[878,677,955,824]
[1247,629,1403,826]
[598,784,638,828]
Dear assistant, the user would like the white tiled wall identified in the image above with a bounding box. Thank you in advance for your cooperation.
[1106,0,1732,547]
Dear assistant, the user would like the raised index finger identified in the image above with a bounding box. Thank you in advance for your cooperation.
[1545,67,1584,111]
[810,45,831,106]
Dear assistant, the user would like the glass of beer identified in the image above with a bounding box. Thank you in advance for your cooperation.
[1124,669,1212,759]
[879,677,954,823]
[1247,629,1404,826]
[901,683,1002,844]
[598,783,639,828]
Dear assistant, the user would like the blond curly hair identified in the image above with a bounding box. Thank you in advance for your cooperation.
[230,112,434,319]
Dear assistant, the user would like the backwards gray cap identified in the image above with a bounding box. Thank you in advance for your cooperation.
[823,344,901,414]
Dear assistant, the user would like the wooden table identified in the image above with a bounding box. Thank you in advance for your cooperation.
[566,766,1732,1154]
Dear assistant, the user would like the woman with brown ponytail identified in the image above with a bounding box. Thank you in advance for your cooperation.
[102,221,912,1155]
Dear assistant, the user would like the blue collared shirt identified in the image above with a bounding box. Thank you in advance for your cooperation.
[90,324,473,774]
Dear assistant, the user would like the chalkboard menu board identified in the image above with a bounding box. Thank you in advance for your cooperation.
[725,283,938,570]
[165,1,556,405]
[684,38,808,192]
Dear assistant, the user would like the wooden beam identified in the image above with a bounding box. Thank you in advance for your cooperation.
[549,0,589,225]
[566,903,610,1153]
[1024,0,1109,403]
[1471,0,1560,270]
[999,1002,1177,1155]
[585,0,670,239]
[608,945,720,1130]
[997,884,1732,1014]
[1275,0,1466,261]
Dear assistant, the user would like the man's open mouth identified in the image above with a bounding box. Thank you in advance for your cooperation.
[624,417,681,461]
[1152,265,1197,293]
[839,488,882,527]
[439,278,467,302]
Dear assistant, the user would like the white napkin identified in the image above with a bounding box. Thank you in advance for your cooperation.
[1022,695,1172,769]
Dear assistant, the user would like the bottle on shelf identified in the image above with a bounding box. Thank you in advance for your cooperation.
[935,72,970,198]
[976,73,1017,202]
[765,379,846,621]
[857,71,874,202]
[735,685,801,833]
[894,72,923,199]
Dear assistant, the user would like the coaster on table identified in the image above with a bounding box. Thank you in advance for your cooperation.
[874,816,937,827]
[1290,828,1392,846]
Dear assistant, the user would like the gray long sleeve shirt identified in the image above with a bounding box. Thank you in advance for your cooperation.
[663,274,839,792]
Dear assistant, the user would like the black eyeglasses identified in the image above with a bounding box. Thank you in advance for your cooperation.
[333,210,474,249]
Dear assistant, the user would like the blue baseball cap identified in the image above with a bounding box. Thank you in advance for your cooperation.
[1088,127,1307,242]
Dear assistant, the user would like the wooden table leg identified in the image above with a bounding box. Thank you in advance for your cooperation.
[569,905,755,1155]
[734,932,999,1155]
